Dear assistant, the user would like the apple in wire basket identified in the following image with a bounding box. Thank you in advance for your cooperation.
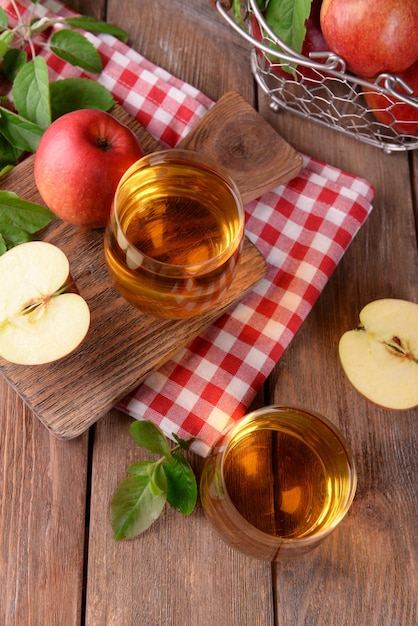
[34,109,145,229]
[320,0,418,78]
[0,241,90,365]
[338,299,418,410]
[252,0,328,82]
[363,61,418,137]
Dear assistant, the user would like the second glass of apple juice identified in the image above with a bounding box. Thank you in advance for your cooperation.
[200,405,357,561]
[104,149,245,319]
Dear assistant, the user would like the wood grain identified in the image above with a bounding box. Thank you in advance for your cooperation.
[178,91,303,202]
[0,380,89,626]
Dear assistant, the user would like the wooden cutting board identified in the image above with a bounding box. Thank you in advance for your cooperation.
[0,91,302,439]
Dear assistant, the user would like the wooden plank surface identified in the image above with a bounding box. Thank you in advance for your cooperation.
[1,0,417,625]
[261,91,418,625]
[85,410,274,626]
[0,383,89,626]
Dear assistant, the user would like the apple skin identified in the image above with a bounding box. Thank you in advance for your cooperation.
[363,62,418,136]
[34,109,145,229]
[320,0,418,78]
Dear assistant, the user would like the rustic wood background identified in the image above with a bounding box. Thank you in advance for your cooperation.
[0,1,417,625]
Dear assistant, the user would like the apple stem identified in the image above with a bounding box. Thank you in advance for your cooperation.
[95,137,112,151]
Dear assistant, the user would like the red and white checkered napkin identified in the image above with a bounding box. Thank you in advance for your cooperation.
[4,0,375,455]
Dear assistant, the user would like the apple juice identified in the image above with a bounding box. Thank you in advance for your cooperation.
[104,150,244,319]
[200,406,357,561]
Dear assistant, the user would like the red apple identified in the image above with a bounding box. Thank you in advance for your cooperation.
[364,61,418,136]
[34,109,145,228]
[320,0,418,78]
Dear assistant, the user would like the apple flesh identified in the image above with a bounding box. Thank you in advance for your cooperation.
[320,0,418,78]
[339,299,418,410]
[363,61,418,136]
[34,109,145,229]
[0,241,90,365]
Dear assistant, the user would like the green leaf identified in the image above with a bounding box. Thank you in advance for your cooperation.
[0,7,8,30]
[130,420,174,461]
[49,77,115,120]
[2,48,28,82]
[164,452,197,515]
[0,134,23,169]
[0,107,44,152]
[50,30,102,73]
[263,0,312,75]
[0,235,6,256]
[125,459,167,495]
[126,460,155,476]
[0,164,14,179]
[172,433,192,451]
[148,462,167,496]
[0,191,55,254]
[265,0,312,51]
[0,224,33,249]
[111,467,167,540]
[64,16,129,43]
[12,57,51,129]
[0,29,13,60]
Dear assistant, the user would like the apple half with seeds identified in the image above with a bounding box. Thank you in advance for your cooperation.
[0,241,90,365]
[339,299,418,410]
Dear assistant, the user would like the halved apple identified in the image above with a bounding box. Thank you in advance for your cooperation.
[339,298,418,410]
[0,241,90,365]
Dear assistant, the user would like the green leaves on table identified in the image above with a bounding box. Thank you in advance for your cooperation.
[49,78,115,119]
[50,30,103,74]
[0,2,125,252]
[0,191,55,255]
[111,421,198,540]
[0,2,127,171]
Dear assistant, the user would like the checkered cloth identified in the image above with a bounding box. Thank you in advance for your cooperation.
[3,0,375,456]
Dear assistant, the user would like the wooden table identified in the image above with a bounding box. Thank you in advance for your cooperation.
[1,1,417,624]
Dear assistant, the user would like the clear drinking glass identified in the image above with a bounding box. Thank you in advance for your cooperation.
[200,405,357,561]
[104,149,245,319]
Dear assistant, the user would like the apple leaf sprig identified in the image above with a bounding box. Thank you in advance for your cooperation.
[0,0,127,172]
[111,420,198,540]
[232,0,313,52]
[0,189,54,255]
[0,1,128,254]
[232,0,313,74]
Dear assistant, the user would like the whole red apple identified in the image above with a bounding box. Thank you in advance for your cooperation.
[320,0,418,78]
[34,109,145,228]
[364,61,418,136]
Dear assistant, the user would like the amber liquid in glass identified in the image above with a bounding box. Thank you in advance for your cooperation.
[104,158,243,318]
[222,411,353,539]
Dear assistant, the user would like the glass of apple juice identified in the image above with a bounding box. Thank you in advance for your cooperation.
[104,149,245,319]
[200,405,357,561]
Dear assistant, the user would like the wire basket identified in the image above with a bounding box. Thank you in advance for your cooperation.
[215,0,418,153]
